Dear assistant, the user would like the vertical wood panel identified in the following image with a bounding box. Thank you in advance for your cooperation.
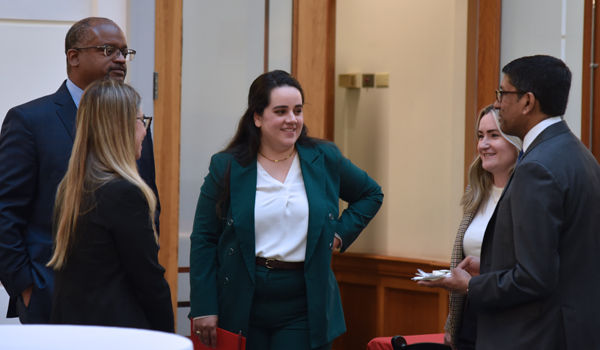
[384,288,440,336]
[476,0,502,112]
[582,0,600,162]
[335,283,378,350]
[294,0,336,141]
[464,0,502,185]
[154,0,182,327]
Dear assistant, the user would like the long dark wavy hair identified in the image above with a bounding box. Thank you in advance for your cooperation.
[216,70,321,216]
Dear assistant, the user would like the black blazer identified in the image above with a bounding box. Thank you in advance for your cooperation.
[50,179,173,332]
[469,121,600,349]
[0,81,160,321]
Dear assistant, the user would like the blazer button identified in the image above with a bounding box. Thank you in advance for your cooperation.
[329,213,334,220]
[227,219,233,226]
[228,248,234,255]
[329,243,334,251]
[224,277,229,285]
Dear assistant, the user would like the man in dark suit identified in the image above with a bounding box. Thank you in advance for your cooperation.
[425,55,600,349]
[0,17,160,324]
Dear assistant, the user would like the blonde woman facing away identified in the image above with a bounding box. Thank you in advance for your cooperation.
[419,105,522,350]
[48,78,174,332]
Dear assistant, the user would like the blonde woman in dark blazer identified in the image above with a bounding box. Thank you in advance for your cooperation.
[419,105,521,350]
[48,79,173,332]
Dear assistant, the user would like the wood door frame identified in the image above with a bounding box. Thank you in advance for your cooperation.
[154,0,183,327]
[582,0,600,161]
[464,0,502,186]
[292,0,336,141]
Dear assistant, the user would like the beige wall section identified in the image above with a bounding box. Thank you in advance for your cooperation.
[335,1,468,261]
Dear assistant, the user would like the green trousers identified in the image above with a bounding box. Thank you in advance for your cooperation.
[246,265,332,350]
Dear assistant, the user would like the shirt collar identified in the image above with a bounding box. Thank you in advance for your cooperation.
[66,78,84,108]
[522,116,562,152]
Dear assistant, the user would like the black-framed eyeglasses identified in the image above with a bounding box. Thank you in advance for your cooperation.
[137,115,152,130]
[495,90,525,103]
[72,45,136,62]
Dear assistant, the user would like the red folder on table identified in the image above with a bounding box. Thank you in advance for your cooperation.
[190,320,246,350]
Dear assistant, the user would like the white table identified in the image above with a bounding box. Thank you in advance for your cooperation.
[0,324,193,350]
[0,286,20,325]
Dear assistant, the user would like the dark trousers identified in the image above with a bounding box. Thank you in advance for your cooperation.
[246,265,332,350]
[456,300,477,350]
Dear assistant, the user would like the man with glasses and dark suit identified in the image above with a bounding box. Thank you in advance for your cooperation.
[0,17,160,324]
[422,55,600,349]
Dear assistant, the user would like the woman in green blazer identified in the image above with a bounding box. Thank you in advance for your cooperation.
[190,70,383,350]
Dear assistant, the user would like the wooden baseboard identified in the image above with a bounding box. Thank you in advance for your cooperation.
[331,252,450,350]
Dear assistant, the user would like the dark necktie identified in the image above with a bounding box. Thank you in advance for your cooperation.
[516,149,524,165]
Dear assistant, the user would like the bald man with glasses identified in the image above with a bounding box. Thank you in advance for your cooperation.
[0,17,160,324]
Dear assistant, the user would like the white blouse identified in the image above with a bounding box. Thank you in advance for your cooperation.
[462,185,504,258]
[254,154,309,262]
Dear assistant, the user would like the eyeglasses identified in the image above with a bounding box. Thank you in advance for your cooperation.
[137,115,153,130]
[72,45,136,62]
[495,90,524,103]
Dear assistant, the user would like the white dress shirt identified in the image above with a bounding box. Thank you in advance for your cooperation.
[255,154,309,262]
[522,116,562,152]
[463,186,503,258]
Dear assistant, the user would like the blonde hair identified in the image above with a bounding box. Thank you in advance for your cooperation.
[48,78,157,269]
[461,105,522,214]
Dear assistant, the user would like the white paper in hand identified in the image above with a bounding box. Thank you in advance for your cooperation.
[411,269,451,281]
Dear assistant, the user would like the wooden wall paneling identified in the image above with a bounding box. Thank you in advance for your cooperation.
[337,282,378,350]
[331,253,449,350]
[582,0,600,162]
[383,287,441,336]
[465,0,502,185]
[154,0,183,326]
[293,0,336,141]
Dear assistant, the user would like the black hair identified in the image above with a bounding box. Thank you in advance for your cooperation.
[65,17,117,71]
[216,70,321,217]
[502,55,572,116]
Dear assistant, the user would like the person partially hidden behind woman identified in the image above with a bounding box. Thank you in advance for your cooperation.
[418,105,521,350]
[48,78,174,332]
[189,70,383,350]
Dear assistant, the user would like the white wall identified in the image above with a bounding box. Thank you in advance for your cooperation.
[335,0,468,262]
[500,0,584,137]
[127,0,155,119]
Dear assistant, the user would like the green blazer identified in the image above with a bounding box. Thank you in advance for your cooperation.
[189,141,383,348]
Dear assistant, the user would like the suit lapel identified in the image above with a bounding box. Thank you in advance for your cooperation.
[229,158,258,283]
[54,81,78,141]
[297,144,326,264]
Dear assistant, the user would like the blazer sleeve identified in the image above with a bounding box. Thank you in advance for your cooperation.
[189,153,228,318]
[136,127,161,236]
[334,147,383,252]
[0,107,37,297]
[101,181,174,332]
[469,160,562,313]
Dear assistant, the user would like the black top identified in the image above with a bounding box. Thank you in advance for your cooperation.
[50,179,173,332]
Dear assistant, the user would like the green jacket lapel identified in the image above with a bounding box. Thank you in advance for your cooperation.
[297,144,326,264]
[229,158,258,284]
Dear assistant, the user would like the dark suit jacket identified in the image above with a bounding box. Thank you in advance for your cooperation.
[469,121,600,350]
[50,179,173,332]
[189,141,383,348]
[0,81,160,322]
